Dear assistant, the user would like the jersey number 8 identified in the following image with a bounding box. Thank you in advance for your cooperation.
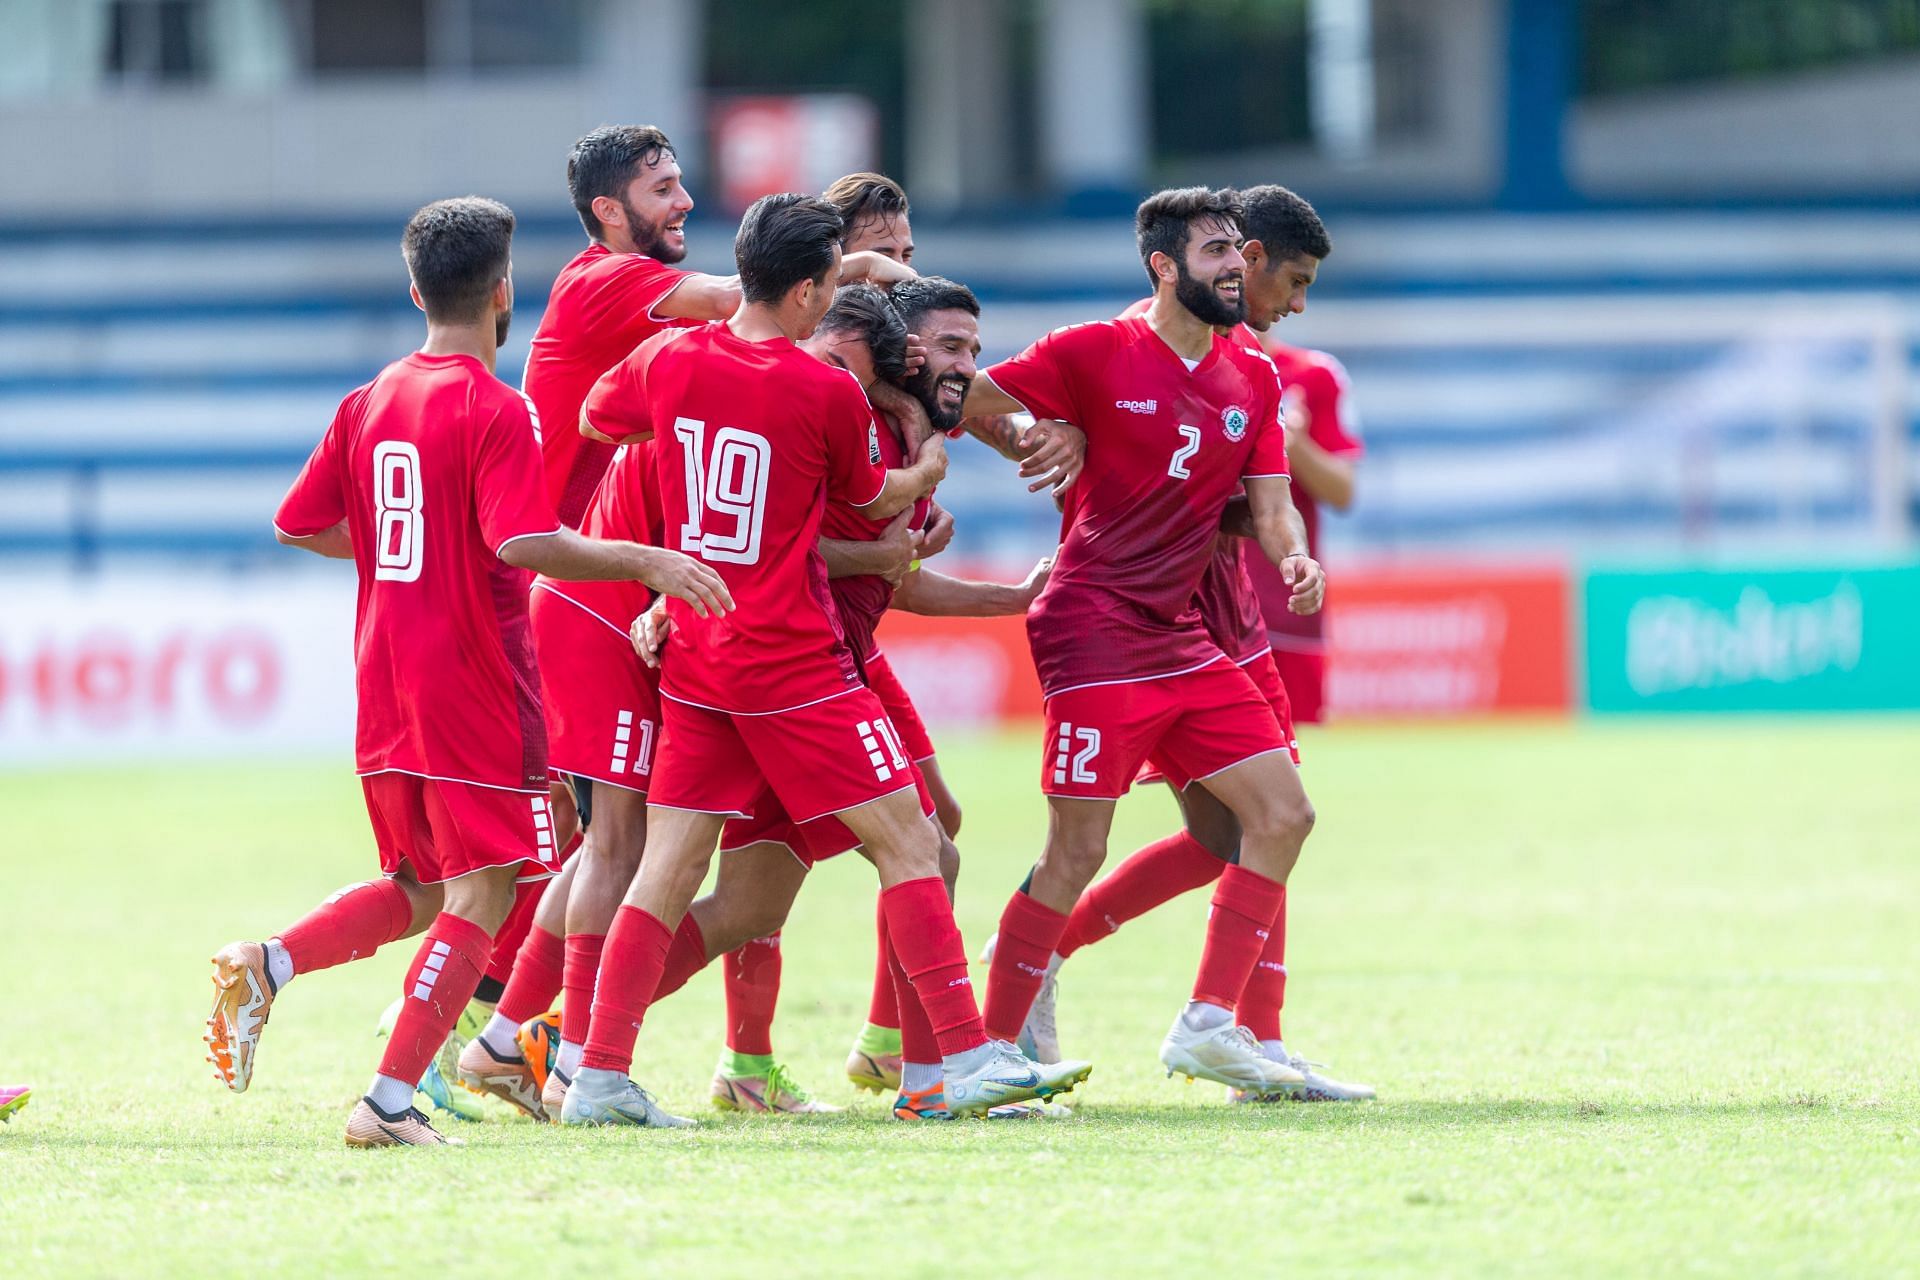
[372,441,423,583]
[674,417,772,565]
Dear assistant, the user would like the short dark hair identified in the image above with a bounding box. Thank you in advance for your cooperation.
[1239,184,1331,263]
[401,197,514,324]
[819,283,909,385]
[567,124,675,239]
[822,172,909,245]
[888,275,980,333]
[734,193,846,306]
[1134,186,1245,287]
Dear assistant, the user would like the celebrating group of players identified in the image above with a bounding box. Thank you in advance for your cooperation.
[202,122,1369,1147]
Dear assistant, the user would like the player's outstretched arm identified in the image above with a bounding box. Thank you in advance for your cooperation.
[1244,475,1323,616]
[823,510,919,583]
[892,556,1051,617]
[275,519,352,559]
[500,531,734,617]
[860,434,948,520]
[654,272,743,322]
[840,251,916,288]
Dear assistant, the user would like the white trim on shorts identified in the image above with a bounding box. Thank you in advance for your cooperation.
[1192,745,1293,783]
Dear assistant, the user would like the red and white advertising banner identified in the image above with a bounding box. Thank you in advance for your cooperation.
[711,94,879,215]
[0,574,356,765]
[1324,564,1573,717]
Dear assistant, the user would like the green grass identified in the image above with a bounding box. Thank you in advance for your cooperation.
[4,718,1919,1278]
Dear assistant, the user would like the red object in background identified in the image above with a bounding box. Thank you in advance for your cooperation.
[1325,565,1572,716]
[875,609,1042,731]
[710,95,879,215]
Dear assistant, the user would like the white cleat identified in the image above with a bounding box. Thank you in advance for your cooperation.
[559,1070,696,1129]
[1161,1017,1307,1093]
[944,1040,1092,1117]
[1281,1052,1375,1102]
[1020,969,1063,1064]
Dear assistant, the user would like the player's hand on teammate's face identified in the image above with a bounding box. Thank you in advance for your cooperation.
[631,599,672,667]
[870,380,934,452]
[918,503,955,560]
[1281,553,1325,615]
[638,547,734,618]
[1019,555,1054,606]
[848,251,917,287]
[1018,419,1086,493]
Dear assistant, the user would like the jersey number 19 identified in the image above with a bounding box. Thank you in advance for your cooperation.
[674,417,771,565]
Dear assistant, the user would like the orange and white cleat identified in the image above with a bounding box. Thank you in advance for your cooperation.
[345,1097,460,1148]
[206,941,276,1092]
[454,1038,545,1121]
[516,1011,562,1098]
[710,1061,840,1115]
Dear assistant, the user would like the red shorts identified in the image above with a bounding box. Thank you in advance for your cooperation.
[1271,645,1325,724]
[1043,658,1286,801]
[361,772,563,885]
[650,685,922,825]
[1141,650,1300,790]
[861,648,937,762]
[530,585,659,793]
[720,764,936,867]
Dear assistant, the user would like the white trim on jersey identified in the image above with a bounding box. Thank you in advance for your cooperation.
[530,580,639,642]
[659,684,864,718]
[494,526,565,556]
[357,766,549,795]
[1043,651,1232,700]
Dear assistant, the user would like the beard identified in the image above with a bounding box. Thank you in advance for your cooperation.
[1174,259,1245,328]
[627,198,688,264]
[910,365,973,431]
[494,307,512,346]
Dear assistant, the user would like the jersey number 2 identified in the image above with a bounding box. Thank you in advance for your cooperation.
[1167,424,1202,479]
[674,417,771,565]
[372,441,423,582]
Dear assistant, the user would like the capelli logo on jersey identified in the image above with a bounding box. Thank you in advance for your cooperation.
[1115,398,1158,414]
[867,422,882,464]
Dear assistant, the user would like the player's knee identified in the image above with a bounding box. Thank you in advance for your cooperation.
[1041,830,1107,888]
[442,867,519,934]
[1243,793,1314,848]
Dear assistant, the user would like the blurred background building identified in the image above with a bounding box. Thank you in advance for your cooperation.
[3,0,1918,760]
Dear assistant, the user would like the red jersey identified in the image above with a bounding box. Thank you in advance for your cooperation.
[531,438,664,637]
[582,322,888,713]
[984,316,1290,695]
[1246,344,1363,652]
[274,352,559,790]
[821,408,931,666]
[522,244,690,528]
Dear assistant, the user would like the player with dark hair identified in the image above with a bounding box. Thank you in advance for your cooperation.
[961,186,1325,1097]
[1008,184,1371,1103]
[203,196,731,1147]
[557,194,1089,1128]
[823,171,913,265]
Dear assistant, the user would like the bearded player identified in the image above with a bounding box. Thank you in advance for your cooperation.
[962,187,1324,1096]
[557,194,1089,1127]
[203,197,730,1146]
[1000,185,1370,1102]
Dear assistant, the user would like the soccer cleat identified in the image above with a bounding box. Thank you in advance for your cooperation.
[206,941,275,1092]
[540,1065,571,1122]
[345,1097,458,1148]
[1281,1050,1376,1102]
[516,1011,562,1099]
[415,1060,485,1122]
[891,1084,1071,1121]
[711,1062,841,1115]
[944,1040,1092,1117]
[560,1072,696,1129]
[0,1085,29,1123]
[846,1023,904,1094]
[455,1037,545,1121]
[1160,1016,1306,1093]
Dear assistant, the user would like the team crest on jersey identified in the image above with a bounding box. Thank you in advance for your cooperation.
[1221,405,1249,441]
[868,421,882,464]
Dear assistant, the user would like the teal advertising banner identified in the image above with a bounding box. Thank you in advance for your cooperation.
[1585,565,1920,712]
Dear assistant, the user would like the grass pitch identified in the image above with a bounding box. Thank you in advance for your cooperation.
[3,717,1918,1278]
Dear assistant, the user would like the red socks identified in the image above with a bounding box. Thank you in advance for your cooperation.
[1192,865,1285,1009]
[867,898,902,1030]
[1235,886,1287,1041]
[484,878,544,984]
[580,905,674,1074]
[653,913,711,1001]
[884,923,940,1065]
[376,913,492,1088]
[723,935,782,1057]
[880,876,986,1057]
[982,890,1068,1043]
[275,878,413,976]
[1058,832,1225,958]
[494,925,564,1025]
[560,933,605,1047]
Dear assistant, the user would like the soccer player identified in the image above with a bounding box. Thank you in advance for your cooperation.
[557,193,1090,1128]
[962,187,1325,1095]
[1011,186,1372,1102]
[0,1085,27,1123]
[203,197,731,1147]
